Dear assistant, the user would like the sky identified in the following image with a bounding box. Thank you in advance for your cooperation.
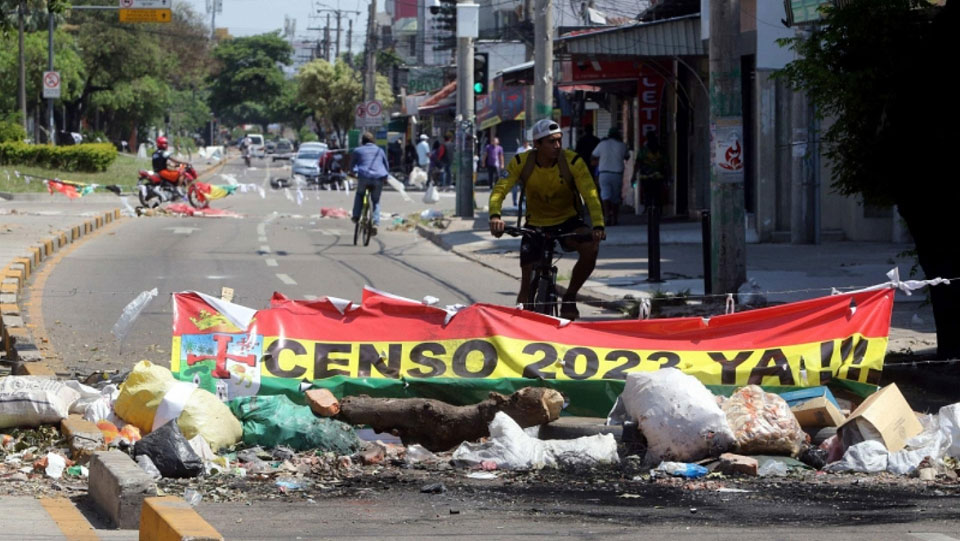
[178,0,370,49]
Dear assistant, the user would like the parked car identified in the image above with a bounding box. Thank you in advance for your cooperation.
[245,133,265,157]
[271,138,295,162]
[265,140,277,154]
[291,146,325,183]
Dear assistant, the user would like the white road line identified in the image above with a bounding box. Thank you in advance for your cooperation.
[260,245,271,253]
[276,273,297,285]
[910,535,960,541]
[258,236,268,243]
[304,295,318,301]
[256,223,266,235]
[265,258,278,267]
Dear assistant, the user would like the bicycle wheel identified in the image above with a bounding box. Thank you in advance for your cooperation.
[361,193,373,246]
[353,212,361,245]
[528,271,558,316]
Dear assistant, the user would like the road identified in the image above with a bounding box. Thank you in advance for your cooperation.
[26,157,960,539]
[34,157,519,375]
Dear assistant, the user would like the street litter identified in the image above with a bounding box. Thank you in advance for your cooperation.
[451,412,619,470]
[0,377,82,429]
[619,369,734,465]
[420,208,443,221]
[114,361,242,451]
[228,394,363,454]
[757,460,789,477]
[466,472,498,480]
[723,385,808,457]
[839,383,922,452]
[111,288,158,343]
[320,207,350,218]
[132,420,203,478]
[652,461,709,479]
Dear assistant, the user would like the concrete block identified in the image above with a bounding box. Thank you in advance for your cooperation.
[0,293,16,305]
[718,453,759,476]
[72,225,82,240]
[305,388,340,417]
[88,450,157,529]
[0,282,17,294]
[0,303,19,315]
[14,343,43,363]
[44,239,54,255]
[139,497,224,541]
[61,414,106,463]
[2,314,24,328]
[30,245,42,265]
[13,257,31,278]
[3,325,28,354]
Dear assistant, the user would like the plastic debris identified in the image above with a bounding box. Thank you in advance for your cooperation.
[136,455,162,480]
[404,444,438,465]
[466,472,498,480]
[757,460,789,477]
[184,488,202,506]
[228,395,363,454]
[43,453,67,479]
[722,385,807,457]
[420,208,443,220]
[132,421,203,478]
[653,461,709,479]
[111,288,158,343]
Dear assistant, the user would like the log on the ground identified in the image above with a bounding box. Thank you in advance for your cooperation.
[338,387,564,452]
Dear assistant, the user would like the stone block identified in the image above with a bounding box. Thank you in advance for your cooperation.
[718,453,758,476]
[0,303,19,315]
[0,293,16,304]
[305,388,340,417]
[139,497,224,541]
[61,414,106,463]
[88,450,158,529]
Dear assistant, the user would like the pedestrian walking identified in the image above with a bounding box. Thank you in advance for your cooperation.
[591,127,630,226]
[483,137,505,186]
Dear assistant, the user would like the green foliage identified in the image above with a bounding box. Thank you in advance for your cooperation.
[298,126,318,143]
[0,29,85,112]
[0,119,27,143]
[297,59,395,144]
[776,0,936,206]
[208,32,293,128]
[0,142,117,172]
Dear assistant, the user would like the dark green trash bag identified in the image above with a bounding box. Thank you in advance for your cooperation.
[227,395,363,454]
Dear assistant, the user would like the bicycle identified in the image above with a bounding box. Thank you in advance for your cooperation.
[504,225,594,316]
[353,181,375,246]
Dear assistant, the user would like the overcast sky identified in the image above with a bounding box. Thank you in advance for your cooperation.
[178,0,370,49]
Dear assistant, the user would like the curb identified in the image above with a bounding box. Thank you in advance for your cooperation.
[0,207,122,376]
[140,497,223,541]
[413,222,622,312]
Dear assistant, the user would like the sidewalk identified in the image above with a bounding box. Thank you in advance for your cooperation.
[417,206,938,356]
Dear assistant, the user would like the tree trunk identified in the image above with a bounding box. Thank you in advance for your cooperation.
[338,387,565,452]
[897,198,960,361]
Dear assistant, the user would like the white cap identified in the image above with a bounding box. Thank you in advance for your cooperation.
[419,134,429,141]
[531,119,561,141]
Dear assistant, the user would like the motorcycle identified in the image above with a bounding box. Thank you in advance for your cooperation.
[136,163,204,209]
[243,150,251,168]
[318,150,349,190]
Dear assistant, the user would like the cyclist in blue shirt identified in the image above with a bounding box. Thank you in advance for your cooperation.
[350,132,390,236]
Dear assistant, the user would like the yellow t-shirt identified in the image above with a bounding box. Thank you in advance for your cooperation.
[489,149,604,228]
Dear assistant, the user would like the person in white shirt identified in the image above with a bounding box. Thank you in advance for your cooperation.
[591,127,630,226]
[416,134,430,171]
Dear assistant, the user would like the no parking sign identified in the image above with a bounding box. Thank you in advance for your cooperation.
[43,71,61,99]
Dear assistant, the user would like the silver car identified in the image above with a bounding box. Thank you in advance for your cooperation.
[291,147,323,183]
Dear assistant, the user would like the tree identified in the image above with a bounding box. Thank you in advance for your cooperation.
[208,32,292,131]
[297,59,395,145]
[778,0,960,360]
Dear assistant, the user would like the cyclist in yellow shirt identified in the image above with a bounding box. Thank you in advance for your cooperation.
[488,119,606,320]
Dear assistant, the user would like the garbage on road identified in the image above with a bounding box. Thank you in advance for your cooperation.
[451,412,619,470]
[132,420,203,478]
[0,377,82,428]
[228,394,363,454]
[652,461,709,479]
[723,385,808,457]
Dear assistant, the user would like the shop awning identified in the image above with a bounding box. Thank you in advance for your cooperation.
[557,14,704,58]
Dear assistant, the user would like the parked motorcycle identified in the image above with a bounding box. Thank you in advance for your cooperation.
[137,163,202,208]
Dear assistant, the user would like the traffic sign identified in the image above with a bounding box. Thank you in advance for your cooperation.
[43,71,61,99]
[119,0,170,7]
[365,100,382,118]
[119,8,171,23]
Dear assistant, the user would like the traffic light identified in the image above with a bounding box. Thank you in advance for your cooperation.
[473,52,489,95]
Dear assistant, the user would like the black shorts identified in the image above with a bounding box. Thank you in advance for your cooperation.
[519,217,588,266]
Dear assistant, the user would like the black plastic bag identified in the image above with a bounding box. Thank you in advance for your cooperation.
[132,421,203,478]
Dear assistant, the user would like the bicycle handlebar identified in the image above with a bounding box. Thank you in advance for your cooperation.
[503,225,596,243]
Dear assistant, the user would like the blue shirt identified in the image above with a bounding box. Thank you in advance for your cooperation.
[351,143,389,179]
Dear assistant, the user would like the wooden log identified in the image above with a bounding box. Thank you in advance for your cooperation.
[338,387,565,452]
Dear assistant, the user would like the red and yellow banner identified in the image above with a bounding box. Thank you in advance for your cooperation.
[171,288,893,415]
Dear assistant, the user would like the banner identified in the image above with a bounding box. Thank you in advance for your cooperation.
[170,287,893,416]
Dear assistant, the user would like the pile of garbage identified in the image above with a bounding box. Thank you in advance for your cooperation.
[3,363,960,501]
[608,368,960,480]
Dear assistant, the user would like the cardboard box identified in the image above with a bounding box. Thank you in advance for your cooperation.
[838,383,922,452]
[791,396,846,428]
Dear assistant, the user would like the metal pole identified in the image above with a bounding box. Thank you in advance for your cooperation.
[708,0,746,294]
[455,0,475,218]
[364,0,377,101]
[47,9,55,146]
[210,0,217,40]
[522,0,534,136]
[533,0,553,121]
[18,0,27,134]
[325,14,331,61]
[347,19,353,64]
[701,209,712,295]
[647,199,662,283]
[336,12,343,62]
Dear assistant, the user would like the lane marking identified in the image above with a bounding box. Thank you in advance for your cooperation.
[260,245,271,253]
[164,226,199,235]
[304,295,318,301]
[276,273,297,285]
[910,535,960,541]
[265,258,278,267]
[256,223,266,235]
[258,236,268,243]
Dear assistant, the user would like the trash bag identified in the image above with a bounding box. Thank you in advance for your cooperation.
[722,385,808,457]
[132,420,203,478]
[227,394,363,454]
[451,412,619,470]
[0,377,82,429]
[422,184,440,204]
[619,368,734,465]
[113,361,242,451]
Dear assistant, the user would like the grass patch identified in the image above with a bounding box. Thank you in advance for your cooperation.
[0,153,152,193]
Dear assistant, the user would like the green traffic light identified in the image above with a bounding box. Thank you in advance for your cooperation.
[474,82,484,94]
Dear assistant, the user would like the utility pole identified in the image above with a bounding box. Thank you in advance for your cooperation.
[18,0,27,133]
[708,0,747,294]
[209,0,220,41]
[336,12,343,62]
[364,0,377,101]
[347,19,353,64]
[523,0,534,137]
[455,0,478,218]
[533,0,553,121]
[324,14,331,61]
[47,7,55,145]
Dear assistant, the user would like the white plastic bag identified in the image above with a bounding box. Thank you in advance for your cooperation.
[0,377,82,428]
[410,167,427,187]
[451,412,619,470]
[423,184,440,204]
[620,368,734,464]
[826,440,889,473]
[722,385,807,457]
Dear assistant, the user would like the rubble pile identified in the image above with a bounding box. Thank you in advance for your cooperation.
[2,365,960,503]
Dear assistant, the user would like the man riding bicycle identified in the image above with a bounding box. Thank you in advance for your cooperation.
[350,131,389,236]
[488,119,606,321]
[152,136,185,184]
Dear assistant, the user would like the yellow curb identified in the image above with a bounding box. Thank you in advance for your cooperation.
[95,215,103,228]
[30,245,43,265]
[139,496,223,541]
[59,231,68,247]
[39,498,99,541]
[3,325,28,354]
[14,361,56,376]
[0,303,18,315]
[13,257,31,278]
[0,283,17,294]
[72,225,81,240]
[44,238,55,255]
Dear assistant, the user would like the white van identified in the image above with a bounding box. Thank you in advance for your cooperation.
[246,133,265,157]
